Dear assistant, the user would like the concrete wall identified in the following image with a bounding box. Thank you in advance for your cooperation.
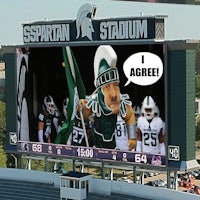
[0,168,199,199]
[89,178,111,195]
[90,178,200,200]
[0,168,60,188]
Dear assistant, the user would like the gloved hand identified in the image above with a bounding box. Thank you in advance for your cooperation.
[128,138,136,151]
[44,126,51,139]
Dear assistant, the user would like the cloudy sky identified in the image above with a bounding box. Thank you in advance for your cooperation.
[1,0,200,47]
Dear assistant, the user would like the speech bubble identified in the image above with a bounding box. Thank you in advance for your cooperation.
[123,52,163,86]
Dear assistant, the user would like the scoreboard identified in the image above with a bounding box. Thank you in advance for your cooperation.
[4,3,199,172]
[18,141,166,167]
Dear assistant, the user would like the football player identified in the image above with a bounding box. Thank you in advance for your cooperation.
[115,114,129,151]
[38,95,60,143]
[133,105,141,123]
[62,98,69,120]
[58,98,73,145]
[71,114,90,147]
[136,96,165,155]
[61,97,91,146]
[154,104,166,145]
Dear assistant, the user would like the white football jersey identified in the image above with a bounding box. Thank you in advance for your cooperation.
[137,116,163,154]
[162,121,166,136]
[155,116,165,136]
[115,115,129,151]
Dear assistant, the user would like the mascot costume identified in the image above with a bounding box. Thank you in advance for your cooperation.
[80,45,136,150]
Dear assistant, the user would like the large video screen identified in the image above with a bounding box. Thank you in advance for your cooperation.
[16,44,166,167]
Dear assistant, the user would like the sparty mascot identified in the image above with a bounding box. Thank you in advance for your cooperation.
[80,45,136,150]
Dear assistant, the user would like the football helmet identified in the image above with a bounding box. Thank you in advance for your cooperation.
[43,95,55,115]
[63,98,69,119]
[133,106,141,117]
[141,96,155,120]
[154,105,160,117]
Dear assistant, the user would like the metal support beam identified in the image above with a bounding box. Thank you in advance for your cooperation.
[133,166,137,183]
[72,160,76,171]
[102,163,105,179]
[167,169,171,188]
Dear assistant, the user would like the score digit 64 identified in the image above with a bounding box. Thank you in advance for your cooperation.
[135,153,147,163]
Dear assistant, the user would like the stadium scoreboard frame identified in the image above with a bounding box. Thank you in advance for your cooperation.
[3,3,199,171]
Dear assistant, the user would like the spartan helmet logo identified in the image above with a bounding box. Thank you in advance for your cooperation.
[76,3,96,41]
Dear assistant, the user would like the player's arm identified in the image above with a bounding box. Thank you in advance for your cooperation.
[53,115,59,133]
[38,121,44,142]
[136,128,142,152]
[124,104,137,151]
[158,128,165,155]
[163,122,166,144]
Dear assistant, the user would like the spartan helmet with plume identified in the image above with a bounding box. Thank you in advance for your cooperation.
[93,45,119,89]
[86,45,120,116]
[76,3,96,40]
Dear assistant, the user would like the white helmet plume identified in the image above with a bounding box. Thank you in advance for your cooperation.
[93,45,117,87]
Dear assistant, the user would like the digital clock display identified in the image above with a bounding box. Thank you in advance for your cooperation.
[77,148,94,158]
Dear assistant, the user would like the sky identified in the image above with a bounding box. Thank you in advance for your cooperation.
[1,0,200,47]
